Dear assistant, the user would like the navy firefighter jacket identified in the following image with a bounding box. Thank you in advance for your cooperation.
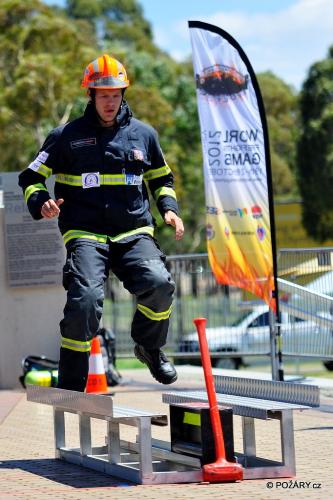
[18,101,179,246]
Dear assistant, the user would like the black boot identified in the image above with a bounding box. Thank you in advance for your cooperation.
[57,348,89,392]
[134,345,177,384]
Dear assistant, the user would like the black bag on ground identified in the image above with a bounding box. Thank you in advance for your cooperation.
[96,327,122,386]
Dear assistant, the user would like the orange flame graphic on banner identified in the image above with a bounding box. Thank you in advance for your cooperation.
[208,243,276,312]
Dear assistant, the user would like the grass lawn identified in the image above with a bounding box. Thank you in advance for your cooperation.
[116,357,333,378]
[116,358,144,370]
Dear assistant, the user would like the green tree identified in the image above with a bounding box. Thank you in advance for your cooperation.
[66,0,156,53]
[257,72,299,197]
[297,48,333,241]
[0,0,98,170]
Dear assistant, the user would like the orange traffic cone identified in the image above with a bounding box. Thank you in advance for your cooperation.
[86,336,108,394]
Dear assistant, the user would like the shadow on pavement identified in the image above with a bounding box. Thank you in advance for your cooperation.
[0,458,135,489]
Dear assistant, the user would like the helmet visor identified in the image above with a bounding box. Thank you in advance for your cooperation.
[86,75,129,89]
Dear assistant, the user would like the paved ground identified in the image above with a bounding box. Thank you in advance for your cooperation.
[0,367,333,499]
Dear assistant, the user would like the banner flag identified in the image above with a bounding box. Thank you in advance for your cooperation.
[189,21,278,311]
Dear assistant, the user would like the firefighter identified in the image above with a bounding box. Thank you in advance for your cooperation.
[18,54,184,391]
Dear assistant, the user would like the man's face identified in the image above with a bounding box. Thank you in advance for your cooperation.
[94,88,123,126]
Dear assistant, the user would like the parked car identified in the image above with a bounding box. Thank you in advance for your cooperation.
[177,305,333,370]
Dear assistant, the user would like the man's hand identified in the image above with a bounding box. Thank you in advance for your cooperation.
[41,198,64,219]
[164,210,184,240]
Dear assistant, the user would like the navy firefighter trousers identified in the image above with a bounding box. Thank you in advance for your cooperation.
[57,235,175,391]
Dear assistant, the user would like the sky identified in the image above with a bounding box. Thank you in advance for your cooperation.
[44,0,333,90]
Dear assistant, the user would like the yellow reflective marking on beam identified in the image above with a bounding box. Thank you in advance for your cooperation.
[183,412,201,426]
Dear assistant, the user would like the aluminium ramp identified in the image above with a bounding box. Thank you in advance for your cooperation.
[26,385,203,485]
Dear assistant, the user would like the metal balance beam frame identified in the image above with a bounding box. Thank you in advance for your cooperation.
[26,385,203,485]
[163,376,320,479]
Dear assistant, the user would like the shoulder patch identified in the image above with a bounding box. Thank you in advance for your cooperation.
[28,151,49,171]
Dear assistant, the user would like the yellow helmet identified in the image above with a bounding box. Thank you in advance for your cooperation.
[81,54,129,90]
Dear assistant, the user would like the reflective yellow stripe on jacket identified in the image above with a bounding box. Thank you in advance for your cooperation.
[55,173,127,186]
[24,183,48,203]
[63,230,108,245]
[55,174,82,186]
[36,163,53,178]
[154,186,177,201]
[63,226,154,245]
[55,168,171,186]
[143,165,171,181]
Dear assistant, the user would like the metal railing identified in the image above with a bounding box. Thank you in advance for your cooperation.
[278,248,333,290]
[277,247,333,363]
[103,249,333,367]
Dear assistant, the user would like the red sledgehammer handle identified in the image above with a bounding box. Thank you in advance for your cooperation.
[193,317,243,482]
[193,317,226,459]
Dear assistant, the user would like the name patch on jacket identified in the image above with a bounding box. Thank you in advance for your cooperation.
[71,138,97,149]
[82,172,100,188]
[125,173,143,185]
[28,151,49,171]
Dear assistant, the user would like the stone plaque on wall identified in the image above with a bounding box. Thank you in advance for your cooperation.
[1,172,65,287]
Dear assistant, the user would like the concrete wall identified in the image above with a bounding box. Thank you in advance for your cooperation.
[0,209,66,389]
